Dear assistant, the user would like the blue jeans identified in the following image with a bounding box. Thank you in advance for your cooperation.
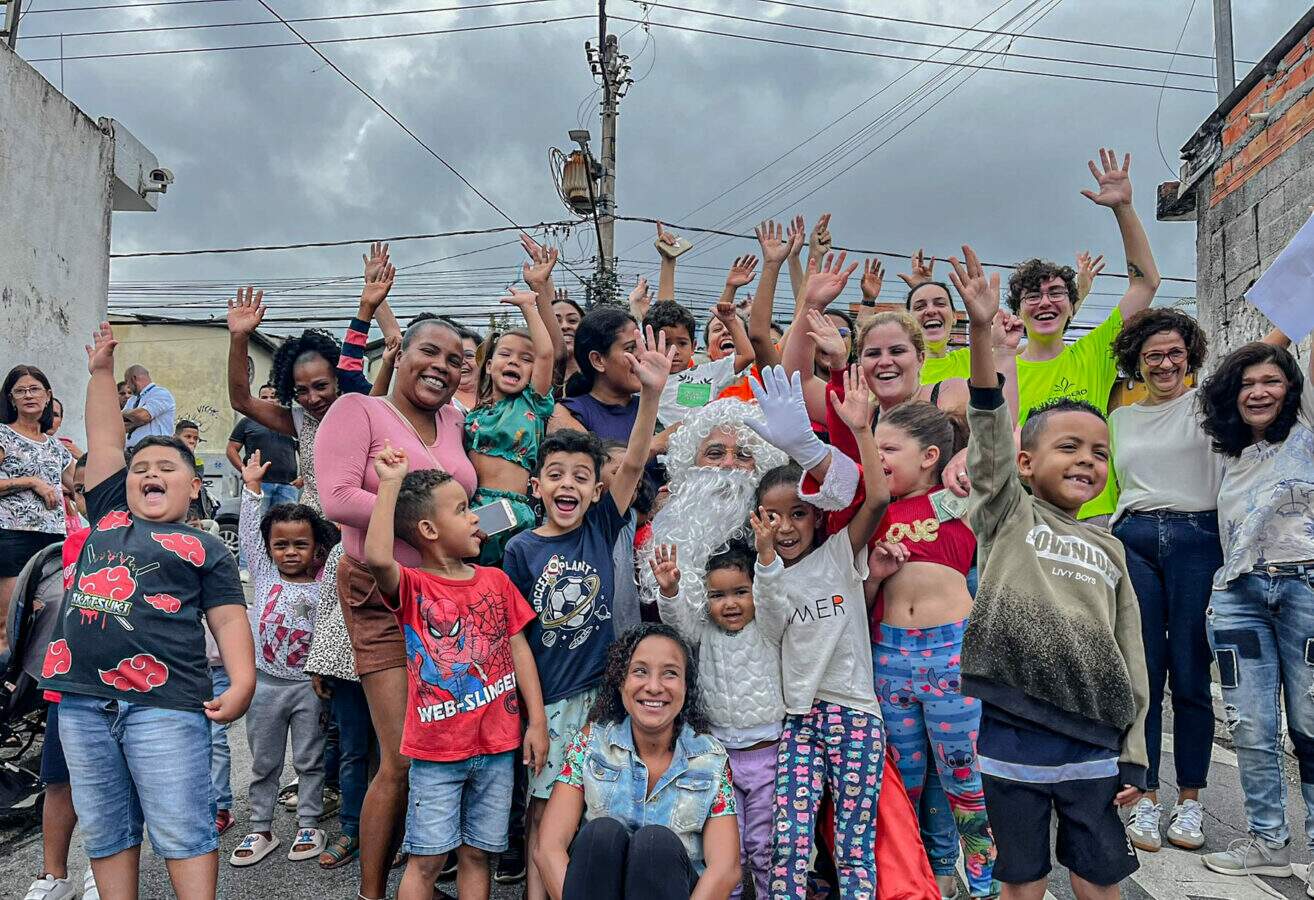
[1114,510,1220,791]
[329,677,374,838]
[238,482,301,568]
[58,693,218,859]
[1208,567,1314,848]
[404,752,515,855]
[209,665,233,811]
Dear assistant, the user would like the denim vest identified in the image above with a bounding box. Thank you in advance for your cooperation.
[580,718,729,872]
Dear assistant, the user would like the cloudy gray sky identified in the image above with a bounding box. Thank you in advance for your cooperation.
[14,0,1305,336]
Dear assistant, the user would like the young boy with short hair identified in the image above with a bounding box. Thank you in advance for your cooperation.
[504,325,673,900]
[364,448,549,900]
[950,248,1150,900]
[40,323,255,898]
[643,252,755,426]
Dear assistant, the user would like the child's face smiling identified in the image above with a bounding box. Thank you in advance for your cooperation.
[127,445,200,522]
[706,318,735,361]
[707,566,755,632]
[269,519,317,580]
[1018,411,1109,515]
[533,451,602,533]
[874,422,938,498]
[757,483,818,564]
[488,333,535,397]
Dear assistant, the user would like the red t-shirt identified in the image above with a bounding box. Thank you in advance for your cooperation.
[387,565,537,763]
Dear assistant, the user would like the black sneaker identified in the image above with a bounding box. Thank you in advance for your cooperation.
[495,843,527,884]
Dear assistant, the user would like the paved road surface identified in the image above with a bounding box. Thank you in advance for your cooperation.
[1,707,1310,899]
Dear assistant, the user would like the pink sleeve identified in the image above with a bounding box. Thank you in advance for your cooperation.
[825,368,861,463]
[314,394,378,532]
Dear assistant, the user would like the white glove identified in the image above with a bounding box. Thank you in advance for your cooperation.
[746,365,829,470]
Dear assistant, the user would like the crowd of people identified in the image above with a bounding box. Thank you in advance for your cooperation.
[2,147,1312,900]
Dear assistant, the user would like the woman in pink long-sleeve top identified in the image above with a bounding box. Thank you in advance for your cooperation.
[315,317,476,900]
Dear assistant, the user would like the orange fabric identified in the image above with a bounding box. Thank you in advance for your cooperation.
[818,754,939,900]
[717,366,761,401]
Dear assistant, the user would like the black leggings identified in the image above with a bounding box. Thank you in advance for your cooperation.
[564,818,697,900]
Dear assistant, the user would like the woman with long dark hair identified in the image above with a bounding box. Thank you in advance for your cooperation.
[1197,338,1314,878]
[533,624,742,900]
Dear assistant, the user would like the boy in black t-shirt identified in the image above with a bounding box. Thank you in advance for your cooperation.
[40,323,255,897]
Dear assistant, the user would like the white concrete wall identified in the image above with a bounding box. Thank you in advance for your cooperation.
[0,43,114,447]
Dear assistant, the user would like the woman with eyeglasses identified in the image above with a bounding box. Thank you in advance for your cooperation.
[0,365,76,648]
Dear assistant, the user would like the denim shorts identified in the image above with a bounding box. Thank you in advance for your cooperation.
[405,752,515,856]
[57,693,217,859]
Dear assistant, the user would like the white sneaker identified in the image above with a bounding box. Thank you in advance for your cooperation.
[1167,799,1206,850]
[82,867,99,900]
[1202,836,1292,877]
[23,875,75,900]
[1126,796,1162,852]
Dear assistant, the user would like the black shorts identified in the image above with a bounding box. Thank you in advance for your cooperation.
[982,772,1139,886]
[0,527,61,578]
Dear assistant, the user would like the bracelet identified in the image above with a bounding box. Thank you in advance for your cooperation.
[859,299,877,307]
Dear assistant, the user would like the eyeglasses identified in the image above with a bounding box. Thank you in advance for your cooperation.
[1020,288,1070,305]
[1141,348,1187,367]
[699,446,756,464]
[10,386,47,398]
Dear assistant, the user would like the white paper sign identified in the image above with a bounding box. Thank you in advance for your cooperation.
[1246,212,1314,343]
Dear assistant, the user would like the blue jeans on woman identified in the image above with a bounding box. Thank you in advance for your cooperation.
[1208,566,1314,848]
[1113,510,1221,792]
[328,676,375,839]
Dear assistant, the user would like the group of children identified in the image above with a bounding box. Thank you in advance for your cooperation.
[28,207,1162,900]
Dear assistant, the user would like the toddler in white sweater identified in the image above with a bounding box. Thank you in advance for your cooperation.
[651,510,787,900]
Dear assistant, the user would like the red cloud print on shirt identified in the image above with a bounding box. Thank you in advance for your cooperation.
[144,592,181,614]
[78,565,136,600]
[42,639,72,678]
[99,654,169,692]
[151,532,205,566]
[96,510,132,531]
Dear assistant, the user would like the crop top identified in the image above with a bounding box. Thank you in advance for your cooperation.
[465,387,556,473]
[871,488,976,628]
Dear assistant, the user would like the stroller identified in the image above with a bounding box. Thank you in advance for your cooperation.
[0,541,64,820]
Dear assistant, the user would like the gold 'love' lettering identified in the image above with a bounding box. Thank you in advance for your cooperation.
[884,517,940,543]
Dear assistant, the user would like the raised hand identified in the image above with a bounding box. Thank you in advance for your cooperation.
[381,333,401,366]
[829,364,874,432]
[804,309,849,370]
[554,287,570,303]
[628,276,651,318]
[756,220,792,267]
[712,297,739,327]
[745,366,828,469]
[626,324,675,394]
[897,249,936,290]
[363,241,390,283]
[85,322,118,375]
[726,254,759,289]
[241,448,272,491]
[1080,148,1133,209]
[990,310,1025,355]
[647,543,682,597]
[947,244,1001,328]
[500,289,539,313]
[860,258,884,301]
[1076,250,1106,300]
[361,256,396,316]
[785,215,806,260]
[868,541,908,581]
[749,507,780,565]
[655,221,685,258]
[226,286,266,336]
[808,213,832,261]
[372,441,409,483]
[520,233,559,289]
[802,251,859,309]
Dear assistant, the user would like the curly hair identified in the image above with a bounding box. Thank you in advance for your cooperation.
[260,502,341,568]
[586,623,712,744]
[1006,258,1078,321]
[270,330,342,407]
[1110,308,1208,380]
[2,365,56,432]
[1200,342,1304,457]
[643,300,698,346]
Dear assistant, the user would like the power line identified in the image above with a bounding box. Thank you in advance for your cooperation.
[1156,0,1200,177]
[24,13,592,61]
[613,16,1216,96]
[22,0,242,14]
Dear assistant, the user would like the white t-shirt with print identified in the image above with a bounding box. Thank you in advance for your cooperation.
[658,356,742,427]
[779,530,879,717]
[1215,384,1314,589]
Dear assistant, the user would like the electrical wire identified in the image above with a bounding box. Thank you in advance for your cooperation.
[21,0,242,14]
[1156,0,1201,177]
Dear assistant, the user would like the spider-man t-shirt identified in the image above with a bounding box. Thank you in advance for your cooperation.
[38,469,246,711]
[386,564,537,763]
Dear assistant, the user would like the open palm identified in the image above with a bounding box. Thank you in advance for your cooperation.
[1081,148,1133,208]
[226,287,266,335]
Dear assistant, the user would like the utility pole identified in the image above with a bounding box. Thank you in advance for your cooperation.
[3,0,24,48]
[586,0,630,296]
[1212,0,1236,103]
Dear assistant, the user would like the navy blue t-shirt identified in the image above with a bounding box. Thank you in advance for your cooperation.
[502,492,629,704]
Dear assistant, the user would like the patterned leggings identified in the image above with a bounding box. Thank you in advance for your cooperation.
[771,701,884,900]
[874,620,997,897]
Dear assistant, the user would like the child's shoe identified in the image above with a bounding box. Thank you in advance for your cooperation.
[288,827,327,861]
[23,874,75,900]
[230,832,281,867]
[1166,799,1205,850]
[278,781,299,811]
[1125,797,1161,852]
[82,867,100,900]
[1202,836,1292,877]
[215,809,236,836]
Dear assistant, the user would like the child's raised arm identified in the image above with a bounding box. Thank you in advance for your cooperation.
[718,255,758,373]
[521,234,568,367]
[369,334,401,397]
[83,323,127,491]
[749,219,797,369]
[238,449,272,575]
[829,365,890,553]
[363,443,408,600]
[651,544,706,639]
[608,325,674,514]
[501,289,557,398]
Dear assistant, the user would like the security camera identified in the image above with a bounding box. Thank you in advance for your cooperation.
[142,167,174,193]
[568,130,592,146]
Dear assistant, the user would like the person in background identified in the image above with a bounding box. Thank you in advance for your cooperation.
[552,293,585,397]
[228,384,300,512]
[116,381,131,410]
[121,364,176,449]
[175,420,219,534]
[46,397,83,460]
[452,326,482,414]
[0,365,75,649]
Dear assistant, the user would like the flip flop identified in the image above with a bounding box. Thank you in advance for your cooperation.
[319,834,360,870]
[288,827,327,861]
[229,833,281,867]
